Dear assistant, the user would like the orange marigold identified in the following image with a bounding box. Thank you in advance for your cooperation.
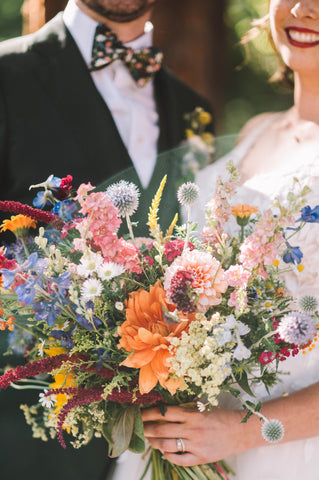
[1,214,37,238]
[118,280,189,395]
[231,203,258,219]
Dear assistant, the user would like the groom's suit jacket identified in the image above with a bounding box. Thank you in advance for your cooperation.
[0,13,213,480]
[0,13,212,207]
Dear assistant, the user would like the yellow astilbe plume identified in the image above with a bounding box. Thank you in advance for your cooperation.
[147,175,167,243]
[164,213,178,242]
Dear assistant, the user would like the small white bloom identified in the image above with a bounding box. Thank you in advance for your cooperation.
[115,302,124,311]
[97,262,125,281]
[39,389,57,408]
[197,401,206,413]
[81,278,103,301]
[38,338,45,357]
[77,252,103,278]
[233,340,251,361]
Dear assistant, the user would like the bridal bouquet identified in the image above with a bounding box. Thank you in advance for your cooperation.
[0,163,318,480]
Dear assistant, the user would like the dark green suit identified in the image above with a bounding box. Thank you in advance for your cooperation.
[0,12,213,480]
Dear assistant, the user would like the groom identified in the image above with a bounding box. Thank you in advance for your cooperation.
[0,1,213,479]
[0,0,213,232]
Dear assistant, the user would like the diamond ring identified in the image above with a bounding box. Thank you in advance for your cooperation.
[176,437,185,453]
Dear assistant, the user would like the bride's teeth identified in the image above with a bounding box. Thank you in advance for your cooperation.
[289,29,319,43]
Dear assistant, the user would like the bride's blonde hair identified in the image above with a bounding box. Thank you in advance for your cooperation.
[241,6,294,88]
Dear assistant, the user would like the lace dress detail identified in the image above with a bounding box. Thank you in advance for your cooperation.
[195,114,319,479]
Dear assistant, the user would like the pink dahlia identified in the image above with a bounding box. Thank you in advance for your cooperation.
[164,249,228,313]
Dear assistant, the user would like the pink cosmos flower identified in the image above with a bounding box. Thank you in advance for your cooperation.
[164,249,228,313]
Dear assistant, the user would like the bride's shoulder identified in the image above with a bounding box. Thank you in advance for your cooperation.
[236,111,278,144]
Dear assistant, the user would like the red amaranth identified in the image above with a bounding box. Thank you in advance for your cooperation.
[0,354,70,390]
[56,387,104,448]
[0,200,64,229]
[48,385,163,448]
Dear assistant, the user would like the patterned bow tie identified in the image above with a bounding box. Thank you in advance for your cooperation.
[89,23,163,87]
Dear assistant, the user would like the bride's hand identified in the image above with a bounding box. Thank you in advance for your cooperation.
[142,405,246,466]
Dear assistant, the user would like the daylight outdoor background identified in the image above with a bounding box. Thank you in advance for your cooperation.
[0,1,293,479]
[1,0,293,135]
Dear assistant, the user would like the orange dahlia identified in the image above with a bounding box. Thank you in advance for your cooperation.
[118,280,189,395]
[164,249,228,313]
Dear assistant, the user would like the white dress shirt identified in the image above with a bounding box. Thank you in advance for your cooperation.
[63,0,159,188]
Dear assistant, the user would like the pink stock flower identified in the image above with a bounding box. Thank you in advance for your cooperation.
[225,265,251,288]
[164,249,228,313]
[228,289,248,311]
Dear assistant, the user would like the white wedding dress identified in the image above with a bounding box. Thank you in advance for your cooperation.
[108,115,319,480]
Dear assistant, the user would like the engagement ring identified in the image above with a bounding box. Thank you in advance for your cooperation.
[176,437,185,453]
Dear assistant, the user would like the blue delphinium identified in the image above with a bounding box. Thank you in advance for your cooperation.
[50,329,75,349]
[52,199,78,221]
[33,299,63,326]
[282,245,303,264]
[15,278,39,306]
[298,205,319,223]
[76,301,102,330]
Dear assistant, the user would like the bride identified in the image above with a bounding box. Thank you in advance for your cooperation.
[110,0,319,478]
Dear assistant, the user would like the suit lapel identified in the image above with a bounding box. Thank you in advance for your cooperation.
[154,68,184,153]
[31,14,133,181]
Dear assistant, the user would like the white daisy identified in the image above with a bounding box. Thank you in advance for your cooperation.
[97,262,125,281]
[81,278,103,301]
[39,389,57,408]
[77,252,103,278]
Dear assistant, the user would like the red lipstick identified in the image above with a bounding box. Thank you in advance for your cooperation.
[286,27,319,48]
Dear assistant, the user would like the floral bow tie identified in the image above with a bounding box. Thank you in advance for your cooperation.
[89,23,163,87]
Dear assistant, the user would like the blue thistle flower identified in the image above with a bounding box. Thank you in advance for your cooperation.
[106,180,140,217]
[177,182,200,206]
[298,295,318,313]
[261,419,284,443]
[278,311,317,346]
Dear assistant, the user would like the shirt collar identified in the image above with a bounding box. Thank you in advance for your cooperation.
[63,0,154,66]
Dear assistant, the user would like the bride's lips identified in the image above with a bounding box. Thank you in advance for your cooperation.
[286,27,319,48]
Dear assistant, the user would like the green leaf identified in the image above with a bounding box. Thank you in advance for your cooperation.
[110,405,135,457]
[129,406,145,453]
[234,370,255,397]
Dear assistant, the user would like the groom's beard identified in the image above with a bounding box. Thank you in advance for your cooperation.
[80,0,157,23]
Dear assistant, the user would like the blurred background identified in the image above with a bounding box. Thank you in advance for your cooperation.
[0,1,293,479]
[1,0,293,134]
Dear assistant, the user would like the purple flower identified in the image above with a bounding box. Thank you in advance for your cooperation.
[33,299,62,326]
[1,268,17,289]
[298,205,319,223]
[283,245,303,264]
[50,329,74,349]
[278,311,317,346]
[76,302,102,330]
[15,278,38,305]
[95,347,111,371]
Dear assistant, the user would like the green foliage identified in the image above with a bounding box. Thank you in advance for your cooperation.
[0,0,23,41]
[223,0,293,134]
